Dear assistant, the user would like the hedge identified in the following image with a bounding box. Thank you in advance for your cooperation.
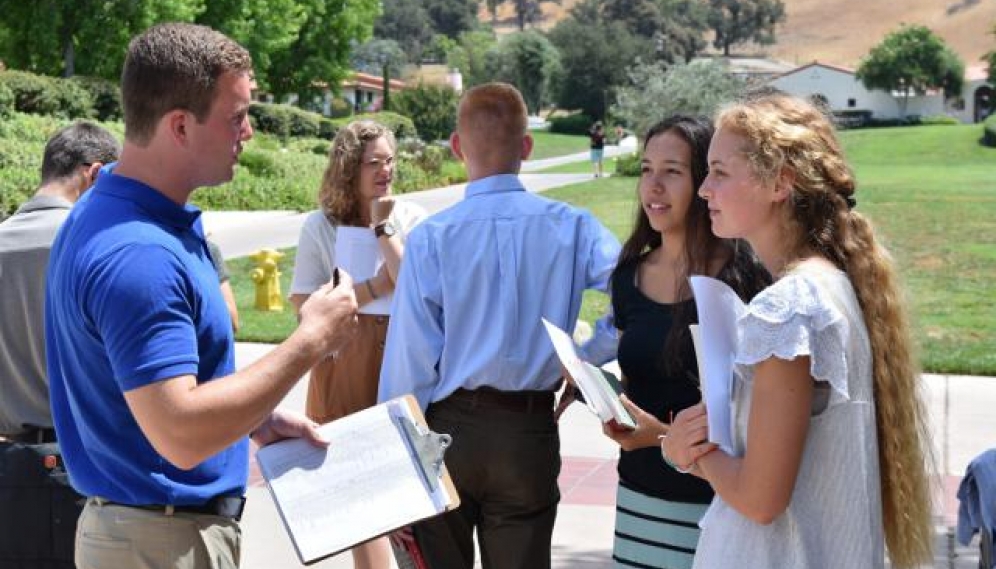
[0,71,93,118]
[984,114,996,147]
[333,112,417,141]
[549,113,594,135]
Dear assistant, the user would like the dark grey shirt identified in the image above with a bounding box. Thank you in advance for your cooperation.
[0,195,72,434]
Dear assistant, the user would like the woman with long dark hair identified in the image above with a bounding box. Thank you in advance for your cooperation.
[603,116,769,569]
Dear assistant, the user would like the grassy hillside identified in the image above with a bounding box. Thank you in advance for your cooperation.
[481,0,996,68]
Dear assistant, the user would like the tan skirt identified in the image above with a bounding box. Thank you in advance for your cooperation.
[305,314,389,424]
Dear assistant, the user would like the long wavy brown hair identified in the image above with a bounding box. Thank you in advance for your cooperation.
[319,120,395,226]
[715,92,933,568]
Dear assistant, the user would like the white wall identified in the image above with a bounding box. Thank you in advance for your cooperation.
[769,64,944,120]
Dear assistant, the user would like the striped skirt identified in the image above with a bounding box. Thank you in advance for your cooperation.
[613,482,708,569]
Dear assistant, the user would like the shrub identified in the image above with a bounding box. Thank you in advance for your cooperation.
[0,82,13,117]
[287,106,320,138]
[549,113,593,135]
[0,71,63,116]
[984,114,996,147]
[249,103,292,139]
[614,151,641,176]
[335,112,417,141]
[329,97,353,119]
[72,76,121,121]
[51,79,94,119]
[238,149,285,178]
[0,71,93,118]
[319,118,338,140]
[392,84,459,142]
[919,115,960,126]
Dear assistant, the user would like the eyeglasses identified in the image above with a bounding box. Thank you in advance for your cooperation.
[362,156,395,168]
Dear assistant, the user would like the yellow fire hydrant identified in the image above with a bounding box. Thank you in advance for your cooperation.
[249,248,285,311]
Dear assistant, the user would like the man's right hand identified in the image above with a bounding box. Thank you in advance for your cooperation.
[297,269,359,356]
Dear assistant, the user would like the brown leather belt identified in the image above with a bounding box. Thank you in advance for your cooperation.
[446,387,554,414]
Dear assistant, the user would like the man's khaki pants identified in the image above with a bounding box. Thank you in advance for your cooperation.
[75,497,241,569]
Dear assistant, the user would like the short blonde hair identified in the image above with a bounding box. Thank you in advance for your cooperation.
[457,83,527,163]
[319,120,395,226]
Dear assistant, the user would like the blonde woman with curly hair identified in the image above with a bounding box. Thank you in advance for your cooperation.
[662,92,934,569]
[289,120,426,569]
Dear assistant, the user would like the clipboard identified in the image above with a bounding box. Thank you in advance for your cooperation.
[255,395,459,565]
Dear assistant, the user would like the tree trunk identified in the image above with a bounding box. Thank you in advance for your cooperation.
[381,63,391,112]
[62,31,75,77]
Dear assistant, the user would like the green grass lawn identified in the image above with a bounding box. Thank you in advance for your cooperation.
[527,131,589,160]
[232,124,996,375]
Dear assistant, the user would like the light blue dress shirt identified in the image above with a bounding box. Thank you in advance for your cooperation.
[378,174,621,411]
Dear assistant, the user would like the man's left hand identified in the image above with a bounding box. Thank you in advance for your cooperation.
[252,409,328,448]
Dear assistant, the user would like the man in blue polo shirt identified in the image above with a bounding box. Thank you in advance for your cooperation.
[45,23,358,569]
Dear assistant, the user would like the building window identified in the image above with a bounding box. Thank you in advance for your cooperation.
[847,98,856,108]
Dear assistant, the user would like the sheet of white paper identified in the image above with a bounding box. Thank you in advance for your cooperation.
[689,276,746,454]
[334,226,392,315]
[540,318,634,428]
[256,401,445,563]
[688,324,707,399]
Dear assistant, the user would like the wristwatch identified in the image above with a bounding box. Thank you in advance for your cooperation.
[374,221,397,239]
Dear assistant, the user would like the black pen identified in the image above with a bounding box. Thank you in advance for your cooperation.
[333,267,340,287]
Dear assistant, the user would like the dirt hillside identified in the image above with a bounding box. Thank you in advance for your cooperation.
[479,0,996,68]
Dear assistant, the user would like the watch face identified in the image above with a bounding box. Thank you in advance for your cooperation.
[377,222,396,238]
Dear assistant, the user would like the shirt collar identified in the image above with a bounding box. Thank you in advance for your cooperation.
[14,195,73,215]
[95,164,204,234]
[464,174,526,199]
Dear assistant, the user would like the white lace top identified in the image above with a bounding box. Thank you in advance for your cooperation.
[692,265,885,569]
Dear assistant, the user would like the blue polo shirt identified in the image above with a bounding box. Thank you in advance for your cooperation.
[45,169,247,506]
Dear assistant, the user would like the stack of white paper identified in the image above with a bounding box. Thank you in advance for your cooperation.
[541,318,636,430]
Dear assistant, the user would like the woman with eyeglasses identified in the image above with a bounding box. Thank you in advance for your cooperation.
[289,120,426,569]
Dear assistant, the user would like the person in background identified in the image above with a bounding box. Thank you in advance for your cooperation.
[664,92,934,569]
[206,238,240,333]
[45,23,358,569]
[378,82,620,569]
[599,116,769,569]
[0,121,119,569]
[590,121,606,178]
[289,119,426,569]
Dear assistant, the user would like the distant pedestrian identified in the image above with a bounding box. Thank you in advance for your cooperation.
[664,92,933,569]
[590,121,606,178]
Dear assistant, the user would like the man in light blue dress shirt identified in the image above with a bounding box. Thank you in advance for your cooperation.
[378,83,620,569]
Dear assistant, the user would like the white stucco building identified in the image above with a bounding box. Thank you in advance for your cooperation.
[767,61,993,124]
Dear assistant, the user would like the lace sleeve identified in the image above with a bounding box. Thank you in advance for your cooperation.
[735,273,851,398]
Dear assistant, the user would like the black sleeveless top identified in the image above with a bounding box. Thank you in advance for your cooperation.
[611,260,715,504]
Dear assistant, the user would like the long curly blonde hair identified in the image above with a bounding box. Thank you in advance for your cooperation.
[715,92,934,568]
[319,120,395,226]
